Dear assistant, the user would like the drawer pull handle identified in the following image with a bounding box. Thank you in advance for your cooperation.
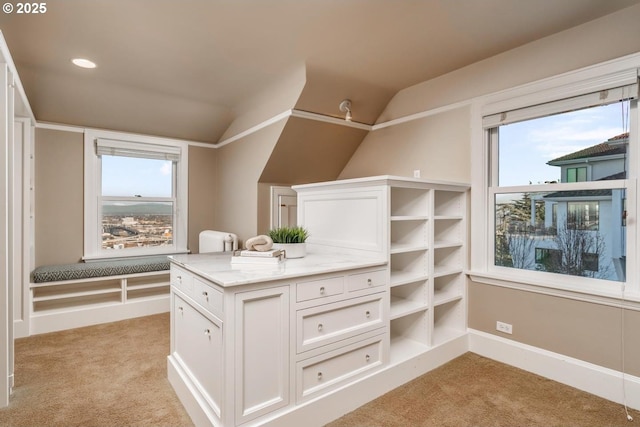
[317,372,323,380]
[319,286,325,295]
[202,291,208,300]
[367,278,372,286]
[317,323,323,332]
[365,310,371,318]
[178,306,184,315]
[365,354,370,362]
[204,328,210,336]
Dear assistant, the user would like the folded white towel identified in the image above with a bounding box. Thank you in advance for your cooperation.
[244,235,274,252]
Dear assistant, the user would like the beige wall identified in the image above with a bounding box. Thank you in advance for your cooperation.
[34,128,84,266]
[340,107,470,183]
[339,4,640,374]
[216,120,285,244]
[188,145,218,253]
[469,283,640,376]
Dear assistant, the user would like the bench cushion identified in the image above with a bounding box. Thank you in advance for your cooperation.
[32,256,170,283]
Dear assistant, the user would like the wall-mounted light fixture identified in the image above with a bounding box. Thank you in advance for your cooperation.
[339,99,352,122]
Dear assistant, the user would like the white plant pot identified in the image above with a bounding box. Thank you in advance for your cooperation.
[273,243,306,259]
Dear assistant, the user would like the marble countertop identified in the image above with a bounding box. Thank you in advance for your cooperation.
[169,251,387,287]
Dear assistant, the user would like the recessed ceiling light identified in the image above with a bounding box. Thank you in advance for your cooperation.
[71,58,97,69]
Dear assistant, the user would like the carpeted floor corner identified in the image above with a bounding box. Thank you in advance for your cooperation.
[0,313,193,427]
[326,352,639,427]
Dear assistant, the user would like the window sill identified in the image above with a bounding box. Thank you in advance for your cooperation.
[468,269,640,311]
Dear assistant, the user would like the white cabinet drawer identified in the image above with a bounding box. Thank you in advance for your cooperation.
[346,269,387,292]
[193,277,223,316]
[297,334,385,402]
[170,265,194,297]
[297,293,385,353]
[296,276,344,302]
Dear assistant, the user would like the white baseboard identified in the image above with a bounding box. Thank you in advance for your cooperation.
[468,328,640,411]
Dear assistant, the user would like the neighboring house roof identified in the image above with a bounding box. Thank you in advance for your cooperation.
[547,132,628,165]
[599,171,626,180]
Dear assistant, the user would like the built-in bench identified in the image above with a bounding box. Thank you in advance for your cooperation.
[32,256,170,283]
[30,256,171,334]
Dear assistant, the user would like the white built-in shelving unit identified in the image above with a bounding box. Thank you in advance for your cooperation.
[388,181,467,363]
[295,175,469,367]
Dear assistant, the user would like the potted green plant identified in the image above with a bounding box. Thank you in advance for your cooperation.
[268,226,310,258]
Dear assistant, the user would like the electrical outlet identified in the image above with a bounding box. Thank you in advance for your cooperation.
[413,169,421,178]
[496,321,513,334]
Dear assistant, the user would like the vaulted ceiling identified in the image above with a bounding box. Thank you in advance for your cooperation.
[1,0,639,143]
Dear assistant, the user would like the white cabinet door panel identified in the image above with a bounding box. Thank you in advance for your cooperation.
[173,295,223,416]
[234,285,290,424]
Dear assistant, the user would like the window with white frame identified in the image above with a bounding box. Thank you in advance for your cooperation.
[482,72,637,289]
[84,132,188,260]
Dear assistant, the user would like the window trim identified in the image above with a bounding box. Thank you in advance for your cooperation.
[470,54,640,304]
[83,130,189,260]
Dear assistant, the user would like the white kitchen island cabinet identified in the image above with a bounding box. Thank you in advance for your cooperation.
[168,252,388,427]
[169,176,470,427]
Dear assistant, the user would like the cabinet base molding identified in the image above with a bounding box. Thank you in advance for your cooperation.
[169,334,467,427]
[168,356,220,427]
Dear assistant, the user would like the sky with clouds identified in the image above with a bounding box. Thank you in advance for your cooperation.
[498,101,629,186]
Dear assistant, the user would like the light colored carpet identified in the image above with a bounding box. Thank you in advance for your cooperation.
[327,352,639,427]
[0,313,193,427]
[1,314,637,427]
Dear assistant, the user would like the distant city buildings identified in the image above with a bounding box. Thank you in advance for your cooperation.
[102,213,172,250]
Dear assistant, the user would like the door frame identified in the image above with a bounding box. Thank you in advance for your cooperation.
[0,63,13,408]
[270,186,297,229]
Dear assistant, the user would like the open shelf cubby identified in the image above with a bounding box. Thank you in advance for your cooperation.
[390,187,430,217]
[390,251,427,285]
[390,280,428,320]
[433,272,463,306]
[390,219,428,254]
[432,299,466,346]
[434,217,463,247]
[33,292,122,313]
[390,309,430,348]
[434,190,464,217]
